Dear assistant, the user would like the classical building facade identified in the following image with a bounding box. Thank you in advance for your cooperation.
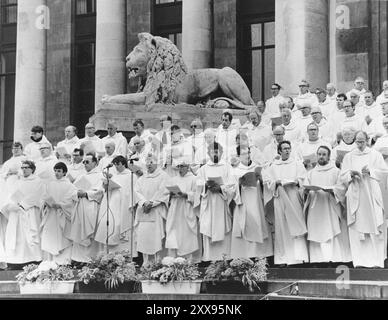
[0,0,386,163]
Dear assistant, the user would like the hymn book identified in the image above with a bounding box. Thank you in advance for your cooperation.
[166,185,183,194]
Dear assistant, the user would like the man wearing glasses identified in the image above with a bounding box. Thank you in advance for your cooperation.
[265,83,285,117]
[70,153,104,263]
[67,148,86,183]
[314,88,334,119]
[294,80,318,107]
[185,119,206,173]
[1,160,44,266]
[24,126,52,161]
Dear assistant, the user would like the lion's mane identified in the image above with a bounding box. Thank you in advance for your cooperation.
[142,35,188,106]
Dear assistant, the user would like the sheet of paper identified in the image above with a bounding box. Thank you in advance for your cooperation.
[10,190,25,204]
[303,154,317,164]
[74,176,92,191]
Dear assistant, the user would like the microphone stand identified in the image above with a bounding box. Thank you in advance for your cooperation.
[105,166,111,255]
[130,166,135,262]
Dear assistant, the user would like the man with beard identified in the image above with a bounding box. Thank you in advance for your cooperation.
[341,131,388,267]
[134,154,170,265]
[262,141,308,265]
[196,142,235,261]
[24,126,52,161]
[303,146,351,264]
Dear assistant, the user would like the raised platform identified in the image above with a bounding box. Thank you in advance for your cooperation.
[91,103,250,133]
[2,268,388,300]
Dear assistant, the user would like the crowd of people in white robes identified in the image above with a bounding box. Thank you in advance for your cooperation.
[2,76,388,268]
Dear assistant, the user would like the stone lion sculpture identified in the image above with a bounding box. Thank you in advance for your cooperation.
[102,32,255,109]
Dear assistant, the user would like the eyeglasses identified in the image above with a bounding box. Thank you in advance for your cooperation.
[21,166,31,169]
[40,147,50,150]
[82,160,91,164]
[191,125,197,128]
[271,87,279,90]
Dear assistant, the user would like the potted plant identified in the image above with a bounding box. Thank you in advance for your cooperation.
[16,261,77,294]
[140,257,202,294]
[77,250,140,293]
[203,257,268,294]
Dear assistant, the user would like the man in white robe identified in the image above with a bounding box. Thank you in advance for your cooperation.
[231,147,273,259]
[257,101,272,126]
[128,119,153,154]
[98,142,117,174]
[328,94,347,136]
[79,123,105,159]
[296,123,332,171]
[313,88,335,119]
[95,156,137,257]
[332,128,356,169]
[356,91,382,136]
[165,161,201,262]
[326,83,338,102]
[197,142,235,261]
[303,146,352,263]
[297,103,314,136]
[35,143,58,183]
[262,141,309,265]
[41,162,77,265]
[101,122,128,157]
[265,83,285,117]
[0,160,43,264]
[311,106,335,146]
[341,131,388,267]
[0,142,26,208]
[216,112,238,163]
[247,110,272,152]
[340,101,367,133]
[294,80,318,107]
[55,126,81,165]
[70,154,104,263]
[67,148,86,183]
[184,119,207,171]
[134,154,170,264]
[346,77,367,103]
[376,82,388,105]
[24,126,52,161]
[281,109,303,145]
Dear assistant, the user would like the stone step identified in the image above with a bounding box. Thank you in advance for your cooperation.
[267,268,388,281]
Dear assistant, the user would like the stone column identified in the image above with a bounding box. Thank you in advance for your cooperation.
[95,0,127,111]
[14,0,47,145]
[182,0,213,70]
[275,0,329,96]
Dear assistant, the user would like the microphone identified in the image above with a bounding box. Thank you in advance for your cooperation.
[105,163,114,169]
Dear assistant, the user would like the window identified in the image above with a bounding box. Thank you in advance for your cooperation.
[237,0,275,102]
[152,0,182,51]
[76,0,96,15]
[238,21,275,102]
[1,0,17,24]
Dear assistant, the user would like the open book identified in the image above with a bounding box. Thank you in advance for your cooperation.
[303,185,335,192]
[281,179,298,187]
[74,176,92,191]
[239,171,258,187]
[166,185,183,194]
[207,176,224,186]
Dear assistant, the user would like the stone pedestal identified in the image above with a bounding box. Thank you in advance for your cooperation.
[95,0,127,111]
[182,0,213,70]
[13,0,47,146]
[90,103,248,135]
[275,0,329,96]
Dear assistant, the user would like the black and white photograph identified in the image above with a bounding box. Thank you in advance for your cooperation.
[0,0,387,310]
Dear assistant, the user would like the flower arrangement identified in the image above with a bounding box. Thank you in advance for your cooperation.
[78,250,139,290]
[16,261,76,285]
[204,256,268,292]
[140,257,200,284]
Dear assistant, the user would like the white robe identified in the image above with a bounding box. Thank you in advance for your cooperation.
[40,178,77,264]
[231,163,273,259]
[340,115,367,133]
[247,124,272,152]
[341,147,388,267]
[315,118,335,146]
[331,142,356,168]
[24,135,52,161]
[95,169,137,256]
[79,135,105,157]
[134,169,170,262]
[35,155,58,184]
[101,133,128,157]
[0,155,26,208]
[266,95,285,117]
[69,168,104,263]
[56,136,81,164]
[216,127,238,163]
[282,121,303,145]
[262,158,309,265]
[294,92,319,107]
[67,162,86,183]
[165,172,201,262]
[197,161,235,261]
[0,175,44,263]
[304,163,352,263]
